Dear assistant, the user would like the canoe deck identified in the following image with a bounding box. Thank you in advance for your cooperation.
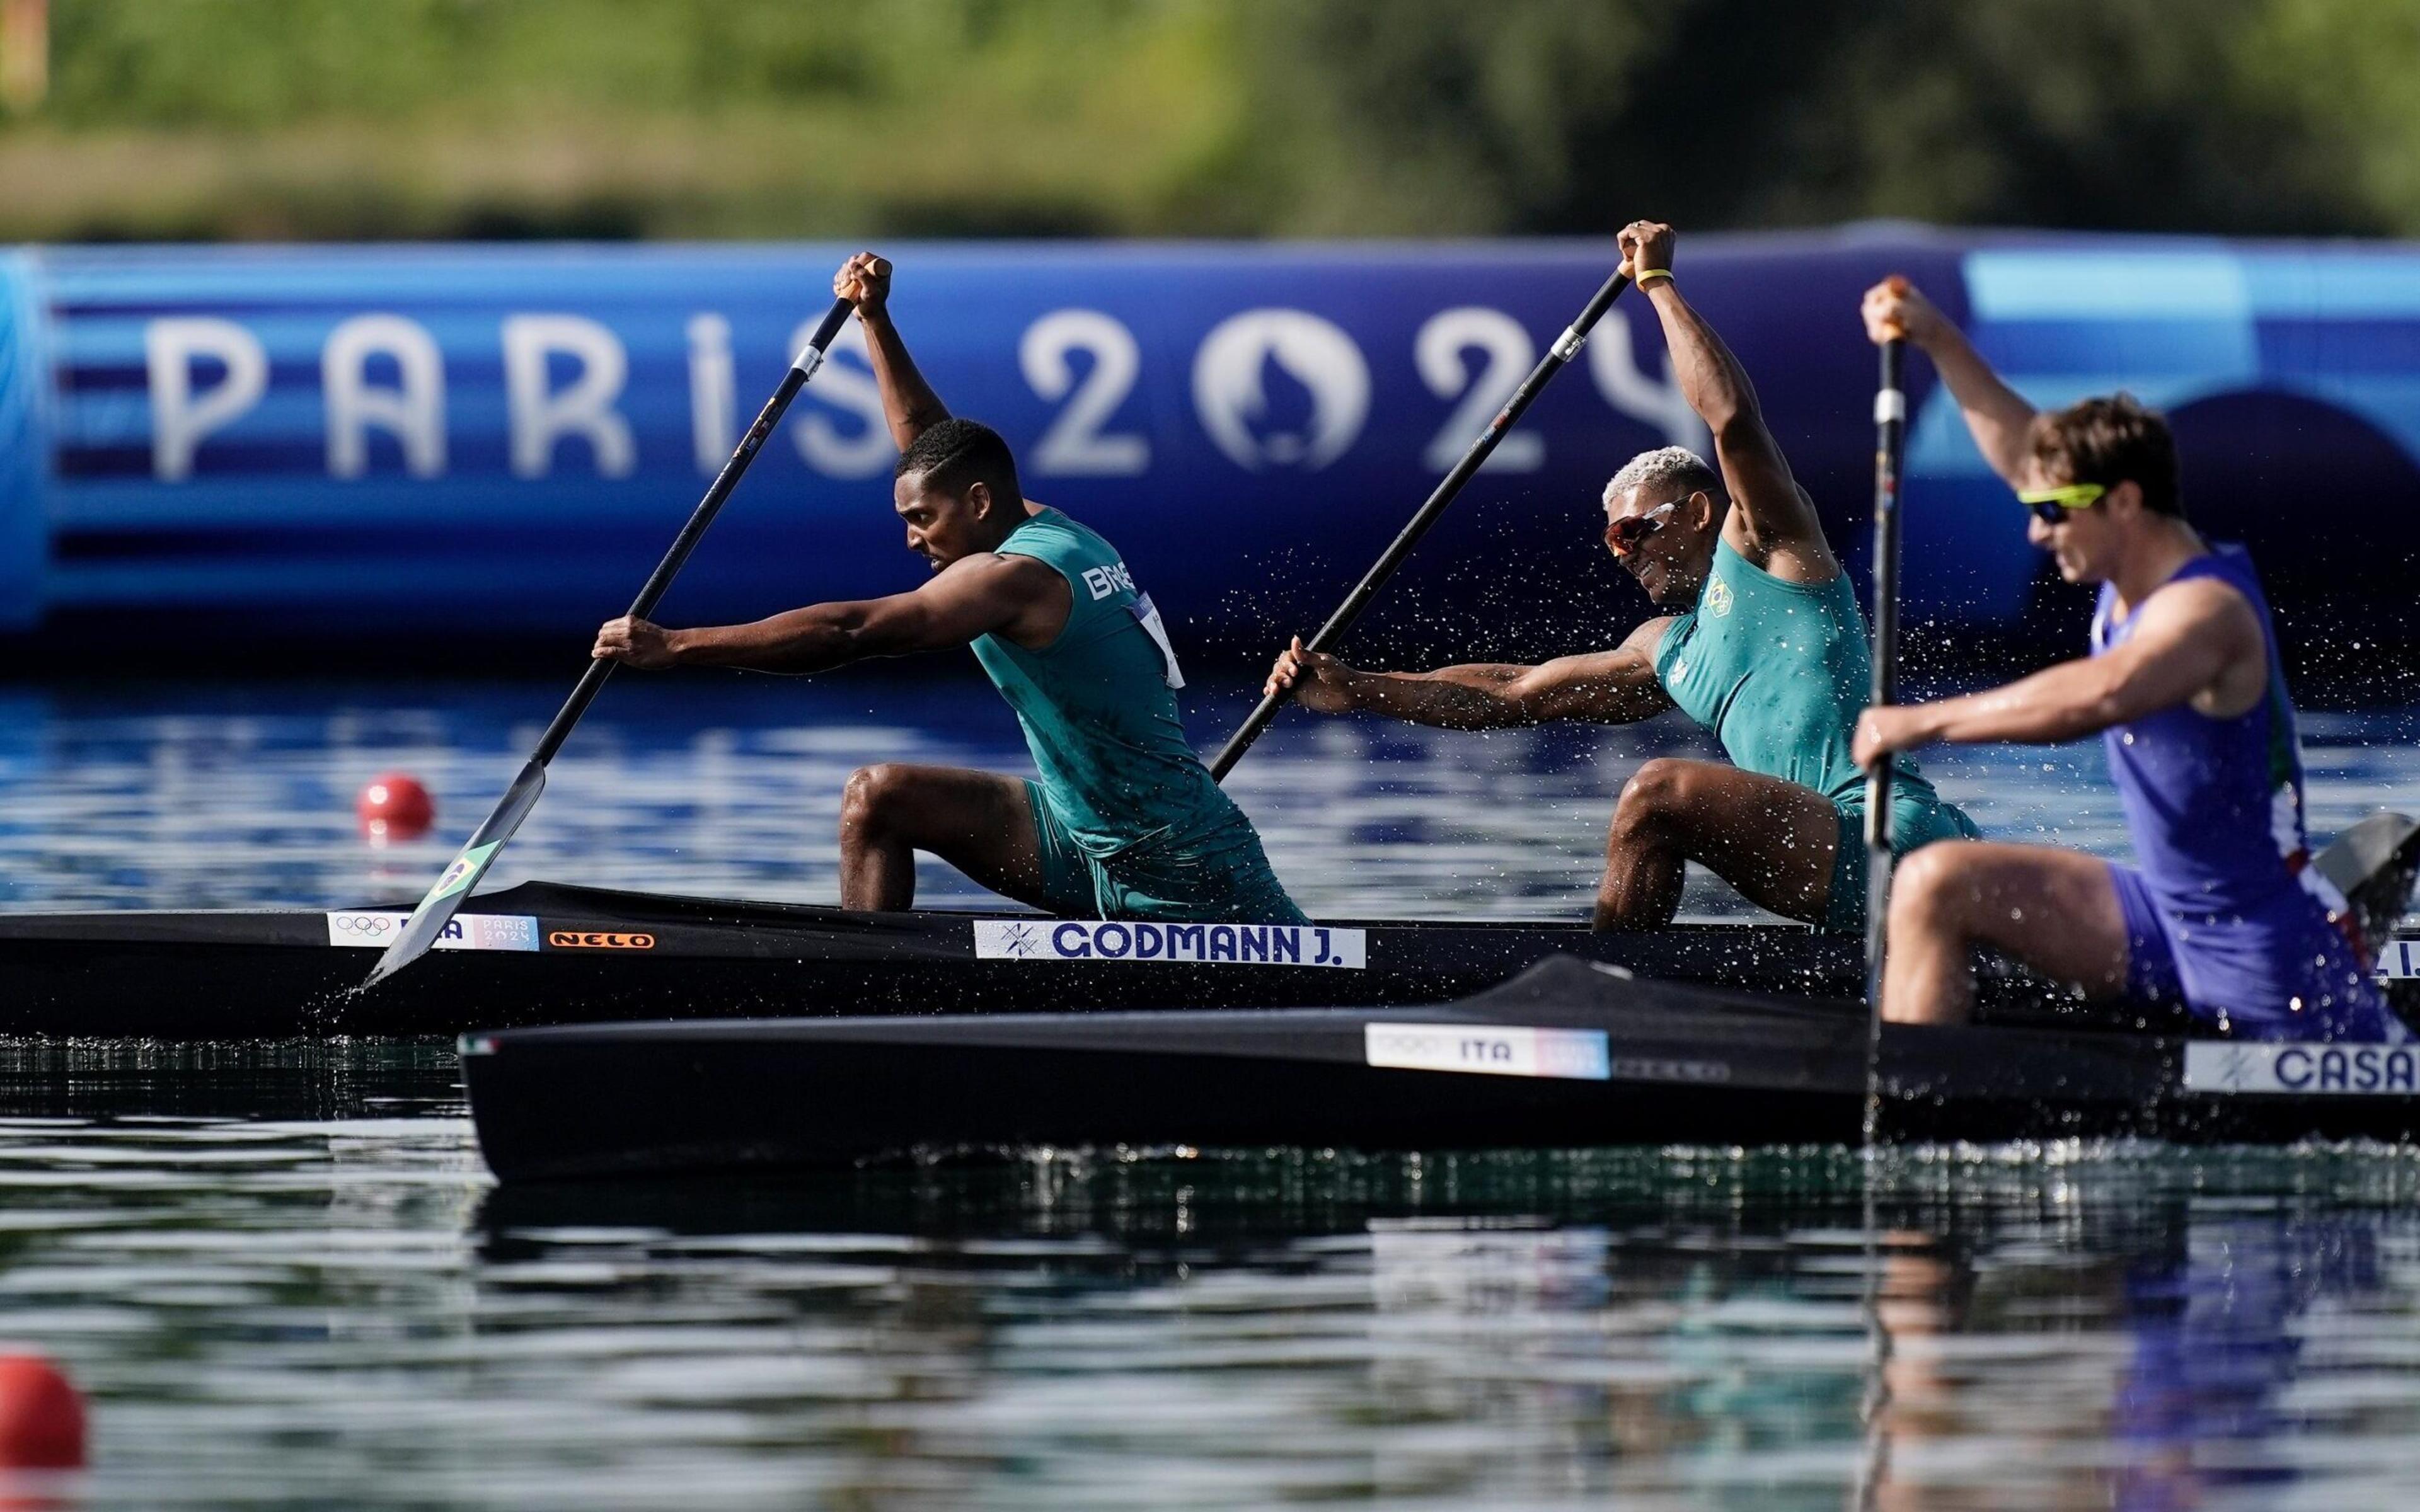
[0,878,1855,1036]
[3,878,2409,1038]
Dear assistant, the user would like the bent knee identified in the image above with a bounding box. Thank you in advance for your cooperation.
[1611,758,1695,835]
[1887,844,1969,924]
[841,764,913,827]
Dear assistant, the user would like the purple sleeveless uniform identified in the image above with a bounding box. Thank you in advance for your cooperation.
[2094,546,2398,1041]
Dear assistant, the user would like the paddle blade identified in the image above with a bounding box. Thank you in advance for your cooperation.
[361,760,548,989]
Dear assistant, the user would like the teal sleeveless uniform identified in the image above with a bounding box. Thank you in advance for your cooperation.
[1652,536,1980,931]
[974,508,1305,924]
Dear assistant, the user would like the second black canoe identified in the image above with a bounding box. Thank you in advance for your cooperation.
[459,954,2420,1182]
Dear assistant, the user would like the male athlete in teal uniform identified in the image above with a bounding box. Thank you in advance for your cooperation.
[1268,221,1979,931]
[594,253,1303,925]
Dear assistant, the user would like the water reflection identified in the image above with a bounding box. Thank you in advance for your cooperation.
[461,1145,2420,1509]
[1857,1179,2420,1510]
[5,683,2420,1504]
[4,677,2417,923]
[3,1097,2420,1506]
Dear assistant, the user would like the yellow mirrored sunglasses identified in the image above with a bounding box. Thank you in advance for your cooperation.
[2014,481,2107,524]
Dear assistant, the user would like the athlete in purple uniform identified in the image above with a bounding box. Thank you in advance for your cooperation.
[1849,279,2397,1041]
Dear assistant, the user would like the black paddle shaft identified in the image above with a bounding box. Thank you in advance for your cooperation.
[532,299,854,765]
[366,297,855,990]
[1208,268,1633,781]
[1868,329,1906,1137]
[1864,336,1908,1014]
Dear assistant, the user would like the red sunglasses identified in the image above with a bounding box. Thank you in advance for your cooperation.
[1605,500,1680,556]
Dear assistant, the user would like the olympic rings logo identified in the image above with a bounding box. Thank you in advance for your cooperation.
[332,914,398,936]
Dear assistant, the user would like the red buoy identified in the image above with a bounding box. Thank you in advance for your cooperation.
[357,772,436,843]
[0,1353,86,1470]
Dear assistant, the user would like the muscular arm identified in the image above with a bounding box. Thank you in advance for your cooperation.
[1867,280,2037,488]
[1647,282,1831,571]
[660,554,1061,675]
[833,255,951,451]
[1919,321,2037,490]
[1876,580,2261,748]
[1338,619,1675,730]
[856,305,952,452]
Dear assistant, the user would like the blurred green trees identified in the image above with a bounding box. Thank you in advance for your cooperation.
[0,0,2413,241]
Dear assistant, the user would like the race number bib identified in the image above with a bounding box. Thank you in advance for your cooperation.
[1129,592,1185,690]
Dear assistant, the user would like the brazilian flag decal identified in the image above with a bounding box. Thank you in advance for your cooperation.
[429,842,502,903]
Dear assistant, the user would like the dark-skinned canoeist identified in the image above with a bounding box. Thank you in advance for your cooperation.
[595,254,1304,925]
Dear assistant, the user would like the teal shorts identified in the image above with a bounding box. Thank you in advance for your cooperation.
[1025,781,1308,924]
[1823,789,1983,934]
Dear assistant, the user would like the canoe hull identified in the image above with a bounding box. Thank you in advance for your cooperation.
[461,958,2420,1181]
[7,878,2408,1040]
[0,879,1857,1037]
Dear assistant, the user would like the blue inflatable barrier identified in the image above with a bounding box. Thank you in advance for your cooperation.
[6,231,2417,658]
[0,251,44,631]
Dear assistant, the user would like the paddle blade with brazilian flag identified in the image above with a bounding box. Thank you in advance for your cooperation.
[362,760,545,988]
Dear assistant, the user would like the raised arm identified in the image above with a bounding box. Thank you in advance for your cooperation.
[1862,278,2037,489]
[834,253,951,452]
[1853,578,2262,764]
[1618,222,1833,578]
[594,552,1066,676]
[1264,617,1676,730]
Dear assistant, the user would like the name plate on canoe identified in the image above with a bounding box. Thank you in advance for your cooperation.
[2380,939,2420,980]
[2183,1042,2420,1096]
[325,911,541,953]
[972,919,1365,968]
[1364,1024,1611,1081]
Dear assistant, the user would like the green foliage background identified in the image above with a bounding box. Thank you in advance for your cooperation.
[3,0,2414,241]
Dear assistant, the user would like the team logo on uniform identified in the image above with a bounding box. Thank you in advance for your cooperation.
[1705,576,1733,617]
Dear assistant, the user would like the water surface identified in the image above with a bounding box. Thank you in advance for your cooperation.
[4,677,2420,1507]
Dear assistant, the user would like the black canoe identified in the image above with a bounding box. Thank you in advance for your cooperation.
[0,878,1859,1037]
[460,954,2420,1182]
[4,877,2414,1038]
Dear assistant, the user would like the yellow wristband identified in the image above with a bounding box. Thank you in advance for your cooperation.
[1634,268,1674,287]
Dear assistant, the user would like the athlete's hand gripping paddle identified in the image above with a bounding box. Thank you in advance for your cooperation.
[1207,266,1632,781]
[363,299,856,989]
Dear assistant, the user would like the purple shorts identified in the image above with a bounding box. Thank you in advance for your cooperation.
[2107,862,2400,1041]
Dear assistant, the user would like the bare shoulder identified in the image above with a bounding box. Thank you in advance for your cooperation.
[1722,484,1840,585]
[926,551,1059,602]
[1620,616,1678,659]
[2138,573,2261,643]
